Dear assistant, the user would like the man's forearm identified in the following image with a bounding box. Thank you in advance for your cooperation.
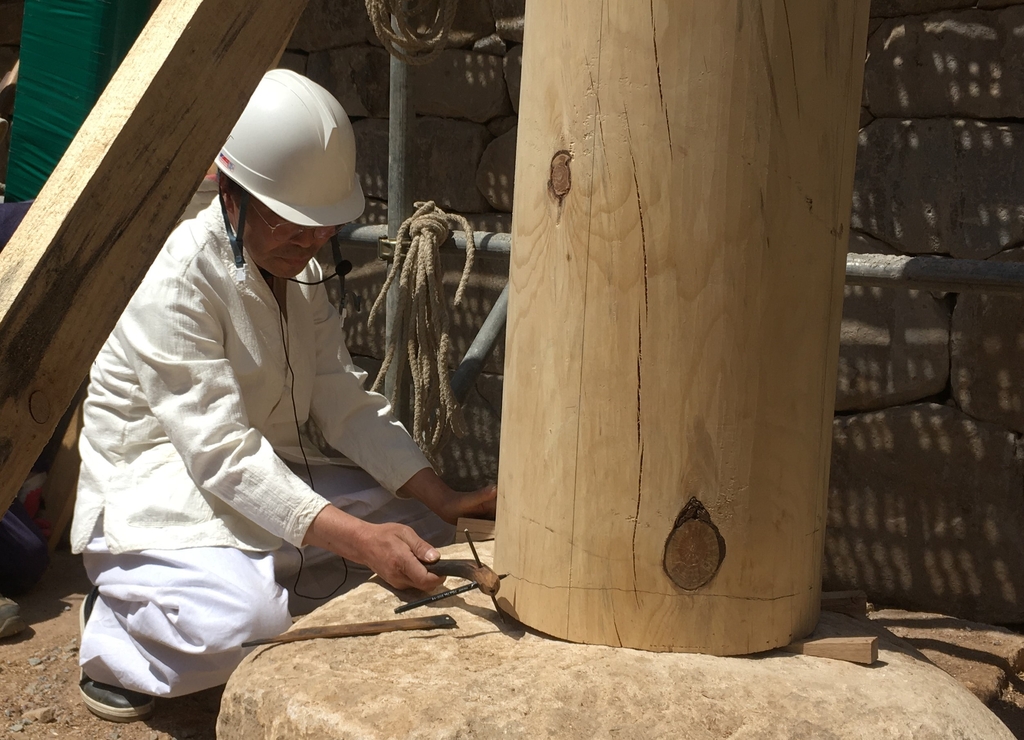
[301,503,374,559]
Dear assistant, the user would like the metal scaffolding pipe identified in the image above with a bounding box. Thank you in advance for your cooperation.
[845,253,1024,295]
[384,49,413,412]
[338,224,512,254]
[450,283,509,403]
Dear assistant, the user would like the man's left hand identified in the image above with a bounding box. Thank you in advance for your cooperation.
[399,468,497,525]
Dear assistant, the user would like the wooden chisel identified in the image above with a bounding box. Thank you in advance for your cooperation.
[241,614,457,648]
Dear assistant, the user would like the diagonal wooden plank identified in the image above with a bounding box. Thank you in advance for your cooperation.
[0,0,309,516]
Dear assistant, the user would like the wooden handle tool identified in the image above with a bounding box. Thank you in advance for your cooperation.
[425,558,501,597]
[240,614,457,648]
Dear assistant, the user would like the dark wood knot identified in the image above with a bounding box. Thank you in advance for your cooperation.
[548,150,572,203]
[663,497,725,590]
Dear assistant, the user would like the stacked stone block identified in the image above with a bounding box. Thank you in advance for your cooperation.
[829,0,1024,623]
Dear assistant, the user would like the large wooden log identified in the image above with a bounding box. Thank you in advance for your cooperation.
[495,0,870,653]
[0,0,307,516]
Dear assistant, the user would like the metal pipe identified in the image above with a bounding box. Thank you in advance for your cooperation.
[338,224,512,255]
[450,283,509,403]
[385,47,414,414]
[845,253,1024,295]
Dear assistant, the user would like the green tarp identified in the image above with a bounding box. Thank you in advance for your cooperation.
[6,0,149,202]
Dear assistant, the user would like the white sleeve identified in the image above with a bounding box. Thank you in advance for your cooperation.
[117,260,330,546]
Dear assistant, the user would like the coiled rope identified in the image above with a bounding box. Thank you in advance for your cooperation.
[364,0,461,66]
[368,202,476,467]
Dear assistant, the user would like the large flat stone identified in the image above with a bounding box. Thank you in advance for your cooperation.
[287,0,376,53]
[825,403,1024,623]
[851,118,1024,258]
[869,608,1024,704]
[307,45,390,119]
[411,49,512,123]
[951,246,1024,433]
[836,232,951,412]
[219,542,1013,740]
[354,117,492,213]
[865,8,1024,119]
[489,0,525,42]
[475,125,516,212]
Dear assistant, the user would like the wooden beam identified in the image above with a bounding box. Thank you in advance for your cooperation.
[455,517,495,543]
[821,590,869,617]
[783,636,879,665]
[495,0,871,653]
[0,0,308,516]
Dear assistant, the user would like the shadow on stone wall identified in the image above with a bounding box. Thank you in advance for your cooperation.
[318,237,507,491]
[826,402,1024,623]
[854,8,1024,259]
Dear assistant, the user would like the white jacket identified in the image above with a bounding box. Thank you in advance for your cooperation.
[71,201,429,555]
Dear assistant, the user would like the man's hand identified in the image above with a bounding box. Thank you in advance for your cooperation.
[303,506,444,591]
[399,468,497,525]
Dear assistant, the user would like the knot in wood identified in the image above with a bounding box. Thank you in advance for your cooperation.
[28,391,51,424]
[663,497,724,591]
[548,150,572,203]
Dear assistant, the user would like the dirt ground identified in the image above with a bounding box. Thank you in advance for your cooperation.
[4,551,1024,739]
[0,551,220,740]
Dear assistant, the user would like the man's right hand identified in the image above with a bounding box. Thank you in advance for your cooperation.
[302,505,445,592]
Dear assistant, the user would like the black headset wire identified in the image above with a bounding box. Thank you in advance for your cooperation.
[224,184,354,599]
[276,280,350,602]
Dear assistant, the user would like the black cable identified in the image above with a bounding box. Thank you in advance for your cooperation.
[276,300,350,601]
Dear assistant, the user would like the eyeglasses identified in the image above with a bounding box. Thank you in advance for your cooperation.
[249,201,339,243]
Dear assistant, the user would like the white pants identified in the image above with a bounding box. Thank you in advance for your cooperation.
[79,466,453,698]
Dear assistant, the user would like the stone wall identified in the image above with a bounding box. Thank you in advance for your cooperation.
[831,0,1024,623]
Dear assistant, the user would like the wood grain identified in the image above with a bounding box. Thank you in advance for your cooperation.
[783,636,879,665]
[496,0,870,653]
[0,0,307,516]
[455,517,495,543]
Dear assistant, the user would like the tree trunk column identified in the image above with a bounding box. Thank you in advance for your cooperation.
[495,0,870,654]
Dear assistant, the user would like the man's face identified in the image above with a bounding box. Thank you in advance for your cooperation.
[221,180,337,279]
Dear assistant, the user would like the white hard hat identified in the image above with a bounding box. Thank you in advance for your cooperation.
[216,69,364,226]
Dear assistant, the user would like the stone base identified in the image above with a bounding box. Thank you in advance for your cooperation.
[218,543,1012,739]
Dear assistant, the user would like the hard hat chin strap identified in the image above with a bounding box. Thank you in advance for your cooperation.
[219,189,250,282]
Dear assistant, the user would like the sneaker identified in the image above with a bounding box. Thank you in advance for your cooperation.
[0,594,26,639]
[78,587,155,722]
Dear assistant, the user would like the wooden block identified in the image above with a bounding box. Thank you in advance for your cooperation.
[454,517,495,543]
[821,590,868,617]
[0,0,307,517]
[783,636,878,665]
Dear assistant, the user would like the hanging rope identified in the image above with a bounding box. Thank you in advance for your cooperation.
[364,0,461,66]
[368,201,476,467]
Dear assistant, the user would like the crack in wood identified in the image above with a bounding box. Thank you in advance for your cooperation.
[649,0,672,152]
